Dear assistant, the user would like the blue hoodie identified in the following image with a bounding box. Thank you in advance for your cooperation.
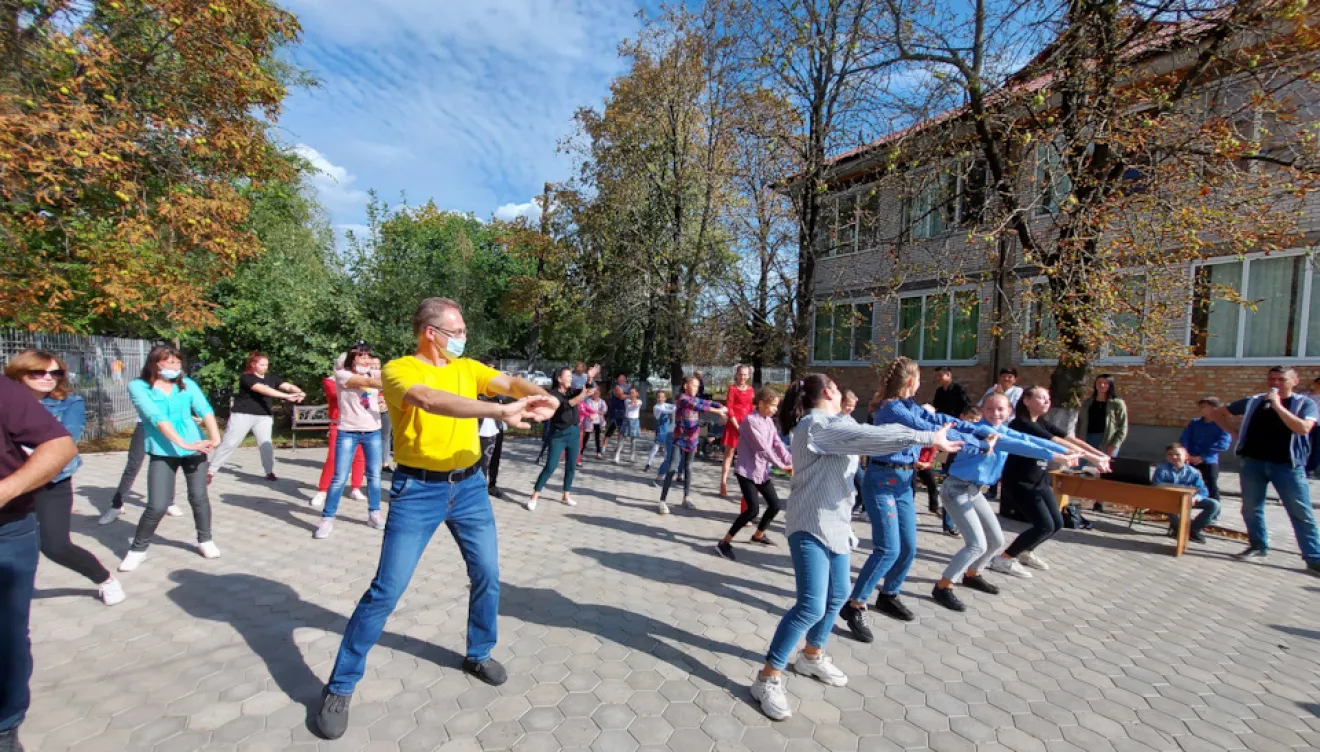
[869,398,994,464]
[1178,418,1232,465]
[948,419,1069,487]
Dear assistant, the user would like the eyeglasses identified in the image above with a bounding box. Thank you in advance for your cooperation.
[428,325,465,338]
[25,369,65,379]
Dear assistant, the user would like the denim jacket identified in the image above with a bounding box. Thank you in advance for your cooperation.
[1152,462,1209,501]
[870,398,993,464]
[40,395,85,482]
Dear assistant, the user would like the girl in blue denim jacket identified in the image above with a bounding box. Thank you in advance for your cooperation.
[5,350,124,605]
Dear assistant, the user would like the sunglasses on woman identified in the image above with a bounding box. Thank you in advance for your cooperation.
[26,369,65,379]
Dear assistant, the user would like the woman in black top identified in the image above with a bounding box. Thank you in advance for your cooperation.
[526,365,598,511]
[989,386,1114,578]
[208,352,305,482]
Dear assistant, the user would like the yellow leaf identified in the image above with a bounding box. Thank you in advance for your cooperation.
[115,191,131,203]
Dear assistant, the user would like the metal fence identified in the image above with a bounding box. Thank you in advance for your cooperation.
[1,331,152,440]
[496,361,790,390]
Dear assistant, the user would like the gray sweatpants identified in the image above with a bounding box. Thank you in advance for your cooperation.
[940,476,1006,583]
[209,413,275,475]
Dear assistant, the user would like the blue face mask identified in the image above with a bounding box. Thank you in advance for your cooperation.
[444,336,466,358]
[159,368,181,380]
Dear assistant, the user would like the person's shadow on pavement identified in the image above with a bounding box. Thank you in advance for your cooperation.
[164,569,461,732]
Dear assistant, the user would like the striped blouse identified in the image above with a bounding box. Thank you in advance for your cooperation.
[786,410,934,554]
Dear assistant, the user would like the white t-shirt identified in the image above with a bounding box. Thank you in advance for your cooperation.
[981,384,1024,408]
[625,399,642,420]
[478,417,502,437]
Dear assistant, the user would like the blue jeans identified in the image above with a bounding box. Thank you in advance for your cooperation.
[324,430,382,519]
[0,514,39,732]
[1171,498,1222,536]
[656,435,677,477]
[851,464,917,601]
[765,532,850,670]
[1238,457,1320,562]
[328,470,499,695]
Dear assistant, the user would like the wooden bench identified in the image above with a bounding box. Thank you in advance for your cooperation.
[1050,471,1196,556]
[291,404,332,449]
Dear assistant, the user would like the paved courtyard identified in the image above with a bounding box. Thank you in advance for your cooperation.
[21,440,1320,751]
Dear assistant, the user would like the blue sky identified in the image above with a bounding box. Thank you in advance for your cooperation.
[276,0,654,241]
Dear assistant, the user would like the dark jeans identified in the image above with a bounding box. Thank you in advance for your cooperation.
[111,422,147,507]
[914,467,939,511]
[480,432,504,490]
[534,426,580,493]
[581,424,602,455]
[1003,481,1065,557]
[729,475,781,537]
[0,514,39,732]
[536,422,554,462]
[1195,462,1220,501]
[34,480,110,584]
[661,447,694,501]
[131,454,212,552]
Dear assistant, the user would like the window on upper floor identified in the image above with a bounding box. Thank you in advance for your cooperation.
[897,289,980,363]
[1023,274,1146,362]
[904,159,991,239]
[811,300,874,363]
[1190,252,1320,360]
[1034,143,1074,216]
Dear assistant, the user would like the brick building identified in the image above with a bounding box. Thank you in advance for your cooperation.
[801,23,1320,463]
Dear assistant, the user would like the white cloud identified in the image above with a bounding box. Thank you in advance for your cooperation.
[494,199,543,223]
[292,144,369,214]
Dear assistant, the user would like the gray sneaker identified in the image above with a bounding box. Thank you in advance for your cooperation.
[313,519,334,539]
[316,688,351,739]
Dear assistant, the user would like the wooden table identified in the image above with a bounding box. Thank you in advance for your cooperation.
[1049,472,1196,556]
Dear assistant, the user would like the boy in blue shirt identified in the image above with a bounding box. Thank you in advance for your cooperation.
[1178,397,1232,502]
[1153,443,1220,544]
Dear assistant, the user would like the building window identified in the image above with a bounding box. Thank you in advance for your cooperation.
[812,301,874,363]
[1191,253,1316,359]
[1035,143,1073,216]
[905,176,947,240]
[898,290,980,362]
[904,160,990,239]
[1024,282,1061,360]
[1024,274,1146,361]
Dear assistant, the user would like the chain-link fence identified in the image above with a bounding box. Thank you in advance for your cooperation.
[1,331,152,440]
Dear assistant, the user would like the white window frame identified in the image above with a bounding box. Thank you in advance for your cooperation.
[895,286,981,366]
[809,297,876,365]
[1034,142,1074,217]
[1019,274,1148,366]
[904,160,989,240]
[1187,248,1320,365]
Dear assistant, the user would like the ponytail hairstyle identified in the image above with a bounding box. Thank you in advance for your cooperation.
[1015,385,1048,423]
[779,373,833,435]
[869,357,920,413]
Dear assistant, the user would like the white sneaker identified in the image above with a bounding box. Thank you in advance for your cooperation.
[118,550,147,572]
[99,577,126,606]
[658,502,670,515]
[313,519,334,539]
[561,496,577,507]
[750,672,792,721]
[682,498,696,510]
[794,652,848,687]
[367,510,385,530]
[349,489,367,502]
[988,556,1034,579]
[98,507,121,525]
[310,492,327,510]
[525,497,538,511]
[1019,550,1050,570]
[197,541,221,559]
[166,504,184,517]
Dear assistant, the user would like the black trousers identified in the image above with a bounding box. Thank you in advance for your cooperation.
[1195,462,1220,500]
[480,432,504,490]
[728,475,781,537]
[131,455,211,552]
[34,479,110,584]
[581,424,602,455]
[1003,480,1065,557]
[914,467,939,511]
[111,422,147,508]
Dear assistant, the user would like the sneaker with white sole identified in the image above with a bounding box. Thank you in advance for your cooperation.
[525,497,538,511]
[99,577,126,606]
[682,498,696,510]
[313,520,334,539]
[197,541,221,559]
[794,652,848,687]
[98,507,121,525]
[118,550,147,572]
[310,492,327,510]
[750,672,792,720]
[367,510,385,530]
[561,497,577,507]
[349,489,367,502]
[658,501,670,515]
[988,556,1033,579]
[1018,550,1050,570]
[166,504,184,517]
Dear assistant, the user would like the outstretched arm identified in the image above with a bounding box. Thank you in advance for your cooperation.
[403,385,554,429]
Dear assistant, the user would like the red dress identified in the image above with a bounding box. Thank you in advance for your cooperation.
[721,385,756,448]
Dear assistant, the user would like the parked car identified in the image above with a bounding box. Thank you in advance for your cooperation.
[528,370,552,388]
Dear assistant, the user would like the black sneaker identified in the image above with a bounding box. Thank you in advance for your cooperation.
[316,688,352,740]
[0,728,23,752]
[716,541,736,561]
[1235,547,1268,561]
[839,602,874,643]
[874,593,915,622]
[489,487,507,501]
[463,657,508,686]
[932,585,966,612]
[962,574,999,595]
[1307,562,1320,577]
[750,534,776,546]
[942,526,961,538]
[1189,532,1207,544]
[928,502,939,515]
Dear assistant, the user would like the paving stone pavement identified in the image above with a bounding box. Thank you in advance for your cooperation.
[22,440,1320,751]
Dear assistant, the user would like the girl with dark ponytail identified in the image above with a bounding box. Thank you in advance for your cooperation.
[750,373,963,722]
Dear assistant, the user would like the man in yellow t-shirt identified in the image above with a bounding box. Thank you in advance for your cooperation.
[316,297,554,741]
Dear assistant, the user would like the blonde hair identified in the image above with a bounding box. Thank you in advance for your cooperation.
[869,357,920,413]
[5,349,71,400]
